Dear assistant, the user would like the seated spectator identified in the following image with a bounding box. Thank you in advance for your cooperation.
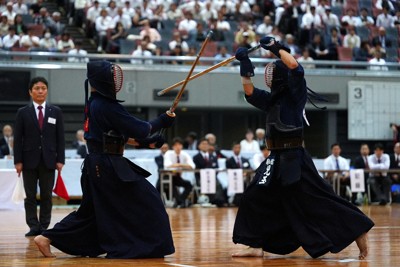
[209,18,225,42]
[2,2,16,25]
[297,48,316,69]
[368,143,391,205]
[67,39,89,63]
[106,0,118,18]
[255,128,265,147]
[33,7,54,30]
[240,129,260,153]
[215,11,231,32]
[39,28,57,51]
[205,133,226,159]
[122,1,135,18]
[29,0,44,16]
[193,138,226,207]
[131,39,153,65]
[357,7,374,27]
[371,27,392,49]
[169,31,189,54]
[376,6,395,28]
[299,5,323,47]
[184,131,198,150]
[192,21,207,42]
[225,141,251,206]
[151,4,167,30]
[368,50,388,71]
[132,6,148,28]
[0,14,9,36]
[57,32,75,53]
[2,25,20,49]
[95,8,113,52]
[308,33,329,60]
[86,1,101,38]
[163,137,194,208]
[154,142,170,196]
[106,21,127,54]
[199,1,217,23]
[375,0,396,12]
[369,41,386,59]
[13,14,27,36]
[354,40,372,62]
[323,143,351,200]
[343,25,361,49]
[252,145,270,170]
[166,2,182,21]
[352,143,371,205]
[389,142,400,185]
[168,44,184,65]
[341,8,361,27]
[13,0,29,15]
[139,20,161,42]
[71,129,87,158]
[19,27,40,50]
[178,11,197,40]
[256,15,273,36]
[214,45,232,64]
[142,35,157,53]
[50,11,64,37]
[283,34,301,58]
[234,22,256,46]
[0,124,13,158]
[322,5,340,29]
[326,27,342,60]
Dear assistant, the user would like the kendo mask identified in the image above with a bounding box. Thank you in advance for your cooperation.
[264,60,289,96]
[86,60,124,100]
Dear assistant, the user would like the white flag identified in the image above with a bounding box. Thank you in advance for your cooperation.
[200,169,216,194]
[227,169,244,194]
[350,169,365,193]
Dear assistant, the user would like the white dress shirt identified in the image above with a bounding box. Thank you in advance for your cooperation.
[323,155,350,171]
[368,153,390,176]
[163,150,195,169]
[239,139,261,153]
[33,101,46,119]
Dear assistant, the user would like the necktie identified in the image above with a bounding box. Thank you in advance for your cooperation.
[364,157,369,169]
[176,155,180,163]
[377,158,381,164]
[335,158,340,170]
[236,156,241,168]
[38,106,44,130]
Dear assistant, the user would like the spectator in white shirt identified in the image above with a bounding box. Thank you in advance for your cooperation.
[375,6,394,28]
[166,2,182,21]
[256,15,273,36]
[178,11,197,35]
[2,2,16,25]
[122,1,136,18]
[13,0,28,15]
[57,32,75,52]
[19,27,40,50]
[368,50,388,71]
[357,7,374,27]
[39,29,57,51]
[368,143,391,205]
[95,8,113,52]
[113,7,132,30]
[139,20,161,42]
[168,31,189,54]
[131,39,153,65]
[215,11,230,31]
[67,40,89,62]
[343,25,361,49]
[322,6,340,29]
[2,26,20,49]
[323,143,351,199]
[163,137,194,208]
[297,48,316,69]
[240,129,261,153]
[341,8,361,26]
[252,145,270,170]
[199,1,217,22]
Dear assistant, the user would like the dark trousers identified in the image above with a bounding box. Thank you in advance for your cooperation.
[23,161,55,231]
[172,175,193,205]
[369,175,392,202]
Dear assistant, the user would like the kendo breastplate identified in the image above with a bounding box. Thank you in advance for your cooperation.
[265,105,303,150]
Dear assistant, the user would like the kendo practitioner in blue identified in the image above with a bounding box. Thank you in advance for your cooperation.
[231,37,374,260]
[34,61,175,258]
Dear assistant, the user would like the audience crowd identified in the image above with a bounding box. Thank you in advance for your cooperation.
[0,0,399,65]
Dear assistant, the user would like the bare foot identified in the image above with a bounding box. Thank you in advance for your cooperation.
[355,232,368,260]
[232,247,264,257]
[34,235,55,257]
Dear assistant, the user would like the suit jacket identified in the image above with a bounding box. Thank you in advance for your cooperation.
[0,137,10,157]
[14,103,65,169]
[193,152,218,169]
[155,154,164,169]
[372,36,392,48]
[389,154,400,169]
[225,156,251,169]
[353,155,370,180]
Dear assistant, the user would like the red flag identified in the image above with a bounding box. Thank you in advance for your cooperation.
[53,171,70,201]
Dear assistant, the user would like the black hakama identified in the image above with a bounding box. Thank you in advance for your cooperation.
[232,149,374,258]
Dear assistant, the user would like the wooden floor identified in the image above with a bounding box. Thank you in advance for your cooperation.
[0,204,399,267]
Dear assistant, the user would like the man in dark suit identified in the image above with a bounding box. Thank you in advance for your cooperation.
[14,77,65,237]
[225,142,251,206]
[155,142,170,194]
[0,124,13,158]
[371,27,392,49]
[389,142,400,184]
[193,138,226,206]
[352,143,371,204]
